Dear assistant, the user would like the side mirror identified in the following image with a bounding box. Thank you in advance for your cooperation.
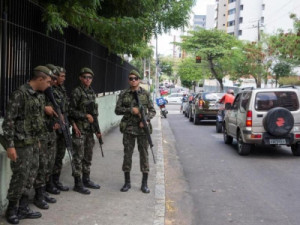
[225,103,232,110]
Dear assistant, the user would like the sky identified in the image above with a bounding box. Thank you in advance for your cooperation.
[151,0,215,57]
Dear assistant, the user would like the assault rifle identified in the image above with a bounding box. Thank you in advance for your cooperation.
[44,87,75,173]
[133,91,156,164]
[86,102,104,157]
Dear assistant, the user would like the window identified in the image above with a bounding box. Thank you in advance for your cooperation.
[238,30,242,36]
[261,17,264,24]
[255,92,299,111]
[240,92,251,112]
[228,32,234,35]
[240,5,243,10]
[232,94,241,110]
[262,4,265,10]
[229,0,236,3]
[228,8,236,15]
[239,17,243,24]
[227,20,235,26]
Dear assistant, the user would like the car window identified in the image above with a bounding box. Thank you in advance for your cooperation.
[232,94,241,110]
[255,91,299,111]
[202,93,223,101]
[240,92,251,112]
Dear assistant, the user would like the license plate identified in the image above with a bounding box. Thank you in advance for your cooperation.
[269,139,286,145]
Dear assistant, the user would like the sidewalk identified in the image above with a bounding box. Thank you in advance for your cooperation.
[0,115,165,225]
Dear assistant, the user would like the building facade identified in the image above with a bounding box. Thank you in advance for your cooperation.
[193,15,206,30]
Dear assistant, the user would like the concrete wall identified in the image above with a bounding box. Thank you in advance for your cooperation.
[0,93,122,214]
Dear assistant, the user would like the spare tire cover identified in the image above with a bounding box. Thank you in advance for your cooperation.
[263,107,294,137]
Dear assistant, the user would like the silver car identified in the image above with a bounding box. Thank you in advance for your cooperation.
[223,87,300,156]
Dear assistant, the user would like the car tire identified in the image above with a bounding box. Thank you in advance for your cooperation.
[223,125,233,144]
[193,114,200,125]
[189,110,193,122]
[237,131,251,156]
[291,143,300,156]
[263,107,294,137]
[216,122,222,133]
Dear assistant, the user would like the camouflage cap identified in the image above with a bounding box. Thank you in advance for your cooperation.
[129,70,140,78]
[45,64,60,76]
[34,65,54,77]
[80,67,94,76]
[56,66,66,74]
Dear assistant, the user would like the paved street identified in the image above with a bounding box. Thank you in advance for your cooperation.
[163,104,300,225]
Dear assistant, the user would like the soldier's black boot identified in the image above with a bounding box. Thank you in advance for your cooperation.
[120,172,131,192]
[46,175,60,195]
[18,195,42,220]
[33,187,49,209]
[73,176,91,194]
[82,173,100,189]
[5,201,19,224]
[141,173,150,194]
[42,186,56,204]
[53,173,69,191]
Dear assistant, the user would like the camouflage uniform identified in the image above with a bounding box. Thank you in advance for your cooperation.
[2,83,45,201]
[52,84,68,176]
[69,83,97,178]
[115,87,156,173]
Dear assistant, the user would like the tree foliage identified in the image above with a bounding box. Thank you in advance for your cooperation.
[34,0,195,57]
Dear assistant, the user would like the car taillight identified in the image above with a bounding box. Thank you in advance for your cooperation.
[251,134,262,139]
[198,100,204,109]
[246,110,252,127]
[295,134,300,139]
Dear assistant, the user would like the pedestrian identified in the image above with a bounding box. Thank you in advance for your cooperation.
[51,65,70,192]
[69,67,101,195]
[33,64,60,210]
[219,89,235,105]
[115,70,156,193]
[2,66,54,224]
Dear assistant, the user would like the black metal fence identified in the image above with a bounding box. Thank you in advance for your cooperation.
[0,0,136,116]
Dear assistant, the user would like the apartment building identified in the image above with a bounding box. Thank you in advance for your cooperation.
[193,15,206,30]
[215,0,228,31]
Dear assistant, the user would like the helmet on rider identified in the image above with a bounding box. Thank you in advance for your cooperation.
[227,89,234,95]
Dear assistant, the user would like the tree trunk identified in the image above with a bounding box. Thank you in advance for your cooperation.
[208,58,224,91]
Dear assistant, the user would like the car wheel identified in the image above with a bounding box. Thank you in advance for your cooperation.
[189,110,193,122]
[216,121,222,133]
[223,125,233,144]
[291,143,300,156]
[193,113,200,125]
[237,131,251,156]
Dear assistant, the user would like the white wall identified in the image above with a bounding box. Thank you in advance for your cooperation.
[206,4,216,29]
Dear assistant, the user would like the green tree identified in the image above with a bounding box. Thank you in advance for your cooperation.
[272,62,292,86]
[179,29,241,90]
[35,0,195,57]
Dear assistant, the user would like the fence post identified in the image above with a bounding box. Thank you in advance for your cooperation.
[1,11,8,116]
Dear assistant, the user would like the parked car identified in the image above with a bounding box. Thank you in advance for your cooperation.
[160,88,169,96]
[165,93,184,104]
[223,87,300,156]
[189,92,223,125]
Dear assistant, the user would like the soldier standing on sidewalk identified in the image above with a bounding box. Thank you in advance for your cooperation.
[33,64,60,210]
[115,70,156,194]
[51,65,70,192]
[69,67,101,195]
[2,66,53,224]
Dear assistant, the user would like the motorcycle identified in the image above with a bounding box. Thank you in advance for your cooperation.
[156,97,168,118]
[216,103,232,133]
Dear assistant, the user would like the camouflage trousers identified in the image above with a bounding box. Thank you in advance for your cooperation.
[52,132,66,176]
[34,132,57,188]
[7,143,39,201]
[122,133,149,173]
[72,133,95,177]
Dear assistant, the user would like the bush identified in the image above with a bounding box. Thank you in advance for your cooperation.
[278,76,300,86]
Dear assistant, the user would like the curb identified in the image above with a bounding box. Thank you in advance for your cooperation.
[153,116,165,225]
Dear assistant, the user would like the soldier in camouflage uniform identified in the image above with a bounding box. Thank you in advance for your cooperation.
[2,66,54,224]
[115,70,156,193]
[69,67,102,195]
[32,64,60,210]
[51,65,70,192]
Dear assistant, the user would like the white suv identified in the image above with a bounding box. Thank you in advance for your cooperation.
[223,87,300,156]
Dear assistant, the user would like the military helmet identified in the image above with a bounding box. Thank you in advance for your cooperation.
[129,70,140,79]
[56,66,66,74]
[45,64,60,76]
[80,67,94,76]
[33,65,54,77]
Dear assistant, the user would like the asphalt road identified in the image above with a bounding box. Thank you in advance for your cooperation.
[163,104,300,225]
